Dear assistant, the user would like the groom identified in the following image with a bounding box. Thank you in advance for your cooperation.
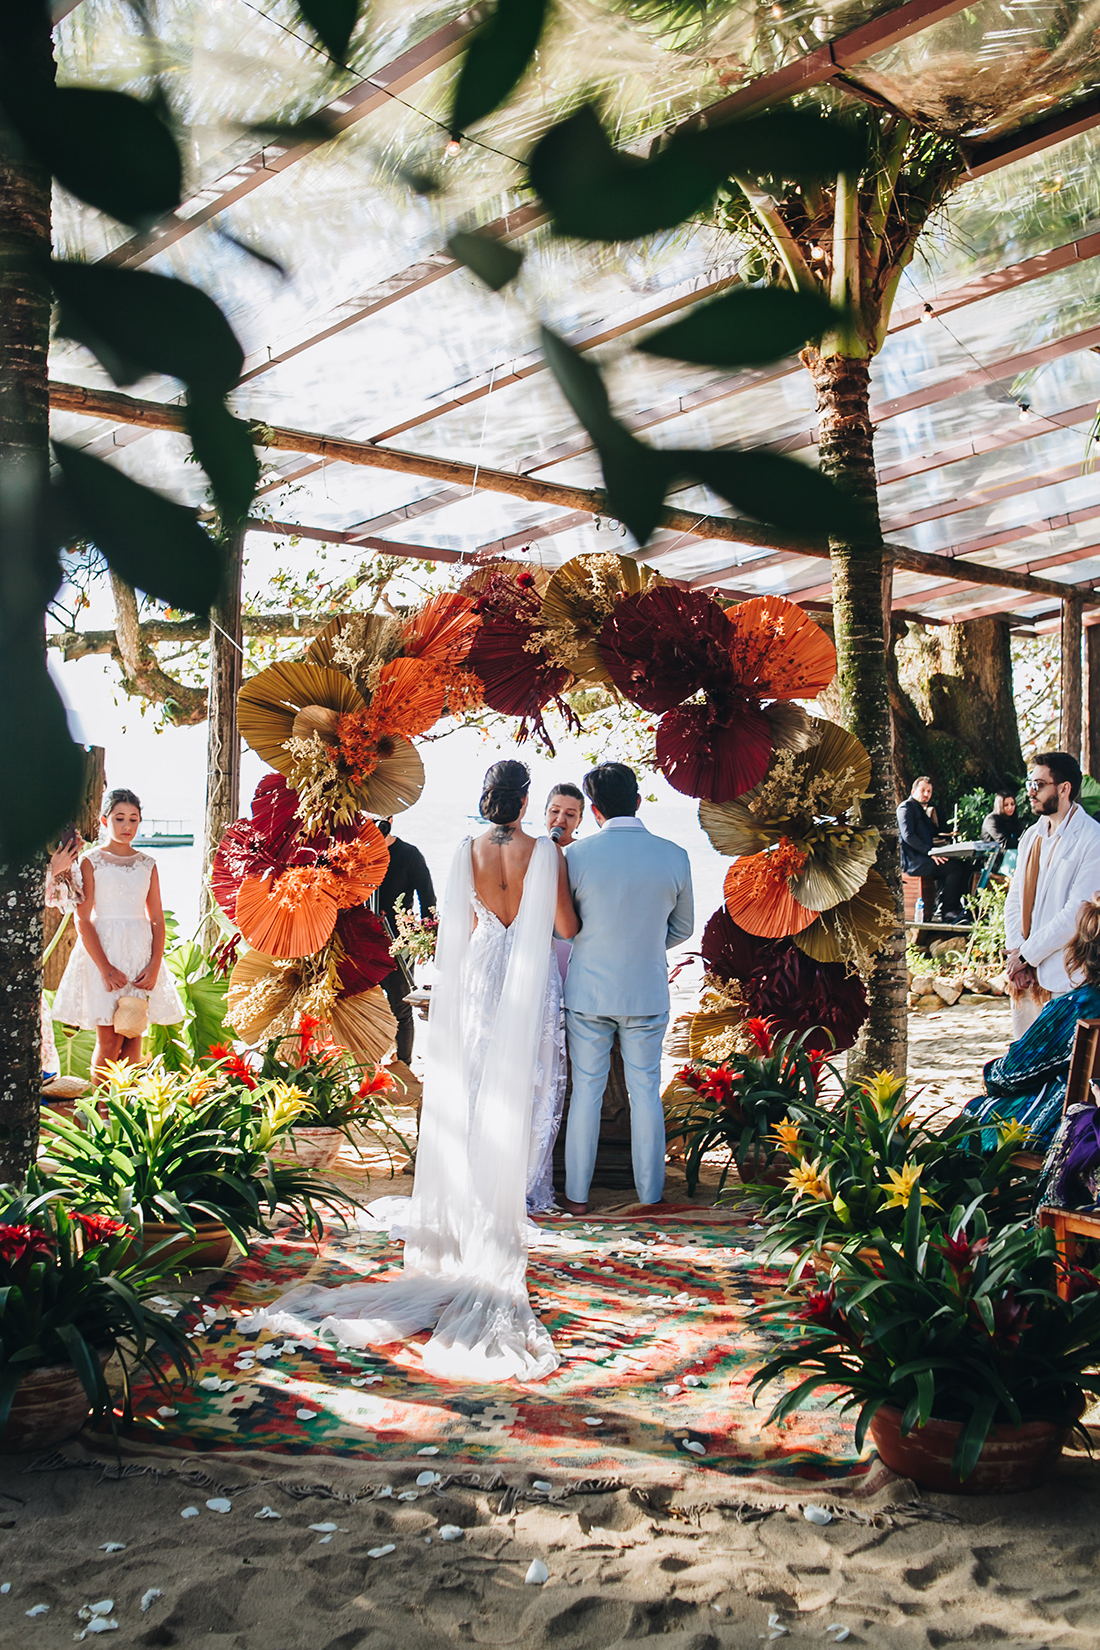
[561,763,693,1214]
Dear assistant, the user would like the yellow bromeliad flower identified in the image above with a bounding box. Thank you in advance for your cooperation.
[996,1117,1030,1148]
[863,1069,907,1120]
[879,1161,939,1210]
[771,1116,803,1158]
[786,1155,831,1202]
[254,1082,310,1150]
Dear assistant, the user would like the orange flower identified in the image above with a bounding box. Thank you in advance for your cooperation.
[334,708,381,787]
[364,658,446,743]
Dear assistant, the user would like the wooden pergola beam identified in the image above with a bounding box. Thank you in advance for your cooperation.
[48,379,1100,609]
[46,611,331,659]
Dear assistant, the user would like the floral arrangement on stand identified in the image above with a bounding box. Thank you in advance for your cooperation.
[390,893,439,967]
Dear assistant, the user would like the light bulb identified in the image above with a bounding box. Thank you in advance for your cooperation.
[444,138,461,159]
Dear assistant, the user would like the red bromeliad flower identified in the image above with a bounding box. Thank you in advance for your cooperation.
[934,1229,988,1284]
[77,1212,128,1247]
[297,1014,323,1061]
[357,1068,395,1098]
[0,1223,56,1275]
[989,1286,1031,1349]
[796,1283,855,1344]
[676,1062,742,1112]
[744,1017,774,1056]
[208,1043,258,1092]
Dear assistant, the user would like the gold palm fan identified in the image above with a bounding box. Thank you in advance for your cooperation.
[330,986,397,1066]
[306,611,404,686]
[360,735,425,817]
[688,1007,745,1062]
[699,717,872,860]
[793,869,895,963]
[764,701,820,754]
[226,949,300,1044]
[699,797,770,859]
[789,827,880,914]
[238,661,365,775]
[541,554,659,688]
[235,874,338,959]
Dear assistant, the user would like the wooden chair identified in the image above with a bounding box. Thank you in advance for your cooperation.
[1036,1018,1100,1299]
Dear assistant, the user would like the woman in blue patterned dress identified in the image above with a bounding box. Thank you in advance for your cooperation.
[964,898,1100,1150]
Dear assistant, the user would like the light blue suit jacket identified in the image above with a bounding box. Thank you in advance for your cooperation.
[564,822,693,1017]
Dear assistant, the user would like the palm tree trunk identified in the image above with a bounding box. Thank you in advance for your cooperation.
[0,6,55,1179]
[802,347,907,1080]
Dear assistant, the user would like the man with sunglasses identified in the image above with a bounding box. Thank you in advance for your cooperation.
[1004,751,1100,1037]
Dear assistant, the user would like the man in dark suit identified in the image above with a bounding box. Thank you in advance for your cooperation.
[897,776,970,922]
[374,819,436,1068]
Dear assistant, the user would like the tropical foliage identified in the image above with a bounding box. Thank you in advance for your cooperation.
[249,1014,407,1152]
[749,1200,1100,1482]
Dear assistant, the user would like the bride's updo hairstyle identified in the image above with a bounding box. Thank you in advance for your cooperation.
[480,760,530,825]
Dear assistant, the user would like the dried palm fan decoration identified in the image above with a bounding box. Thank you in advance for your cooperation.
[538,553,660,688]
[364,656,447,742]
[238,661,365,775]
[307,610,405,691]
[401,590,480,671]
[657,700,774,805]
[212,774,303,920]
[227,948,397,1066]
[332,904,394,997]
[725,595,836,700]
[723,846,820,939]
[329,986,398,1067]
[232,821,391,958]
[599,585,734,713]
[793,869,895,971]
[466,566,573,738]
[700,905,868,1053]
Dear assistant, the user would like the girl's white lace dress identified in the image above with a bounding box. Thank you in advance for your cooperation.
[247,834,566,1382]
[52,848,185,1029]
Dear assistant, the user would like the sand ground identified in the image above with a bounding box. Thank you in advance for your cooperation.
[6,996,1100,1650]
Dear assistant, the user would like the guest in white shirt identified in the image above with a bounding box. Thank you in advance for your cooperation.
[1005,751,1100,1037]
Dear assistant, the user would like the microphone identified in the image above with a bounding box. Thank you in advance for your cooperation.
[549,825,564,843]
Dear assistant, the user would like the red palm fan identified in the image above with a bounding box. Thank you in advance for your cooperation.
[699,906,867,1052]
[656,701,772,802]
[466,612,569,719]
[401,590,480,669]
[598,586,733,713]
[212,775,303,920]
[701,905,761,982]
[725,595,836,700]
[333,905,394,997]
[723,847,818,939]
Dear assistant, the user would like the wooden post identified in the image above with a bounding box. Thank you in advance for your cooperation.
[1087,623,1100,779]
[200,530,244,951]
[1060,593,1083,763]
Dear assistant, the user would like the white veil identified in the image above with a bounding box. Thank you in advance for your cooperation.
[254,834,561,1382]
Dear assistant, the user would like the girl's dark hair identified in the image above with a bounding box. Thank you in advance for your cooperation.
[545,781,584,812]
[1066,898,1100,985]
[480,760,530,825]
[102,788,142,817]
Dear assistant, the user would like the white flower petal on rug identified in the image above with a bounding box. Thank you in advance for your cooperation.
[78,1600,114,1620]
[205,1499,232,1514]
[309,1523,339,1532]
[582,1417,603,1427]
[416,1471,441,1487]
[662,1385,683,1397]
[416,1446,439,1456]
[97,1544,125,1553]
[349,1378,368,1387]
[180,1508,200,1519]
[317,1535,332,1544]
[296,1410,318,1422]
[684,1441,706,1456]
[439,1526,463,1542]
[156,1407,178,1418]
[254,1508,280,1520]
[25,1603,49,1617]
[826,1628,850,1642]
[524,1560,549,1585]
[532,1481,552,1493]
[140,1591,163,1613]
[79,1618,118,1636]
[368,1545,396,1559]
[803,1505,833,1526]
[0,1583,10,1594]
[682,1376,702,1388]
[398,1491,419,1501]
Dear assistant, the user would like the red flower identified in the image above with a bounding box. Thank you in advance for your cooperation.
[298,1014,322,1061]
[934,1229,988,1283]
[357,1068,395,1097]
[796,1283,855,1343]
[989,1286,1030,1349]
[744,1017,774,1055]
[208,1043,257,1091]
[77,1212,128,1247]
[0,1223,56,1275]
[210,933,241,979]
[515,571,536,589]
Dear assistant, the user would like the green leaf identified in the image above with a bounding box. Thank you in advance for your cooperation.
[294,0,360,61]
[639,286,841,368]
[447,230,524,291]
[1,88,181,228]
[185,394,260,528]
[242,112,342,147]
[451,0,548,134]
[0,641,85,861]
[540,325,670,545]
[953,1394,998,1484]
[530,104,866,243]
[50,263,246,397]
[52,443,224,616]
[674,448,867,538]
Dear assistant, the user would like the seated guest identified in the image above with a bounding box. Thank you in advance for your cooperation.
[897,775,971,923]
[963,895,1100,1151]
[982,791,1023,852]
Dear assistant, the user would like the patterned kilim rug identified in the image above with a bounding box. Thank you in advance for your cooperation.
[118,1202,885,1498]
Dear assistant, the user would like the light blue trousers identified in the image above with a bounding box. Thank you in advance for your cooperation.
[564,1010,668,1205]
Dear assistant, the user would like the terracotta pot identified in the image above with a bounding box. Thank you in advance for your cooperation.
[138,1217,238,1271]
[869,1401,1076,1494]
[735,1148,787,1187]
[0,1352,109,1453]
[271,1126,344,1173]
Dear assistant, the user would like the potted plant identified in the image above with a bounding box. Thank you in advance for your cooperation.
[39,1057,355,1269]
[749,1196,1100,1492]
[665,1021,824,1194]
[0,1179,193,1451]
[240,1016,407,1173]
[751,1068,1036,1270]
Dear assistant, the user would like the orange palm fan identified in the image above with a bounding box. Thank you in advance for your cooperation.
[366,657,447,741]
[725,596,837,700]
[325,820,390,908]
[235,873,338,959]
[723,847,818,940]
[401,591,480,669]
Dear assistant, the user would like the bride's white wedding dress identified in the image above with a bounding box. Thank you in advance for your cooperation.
[251,834,566,1382]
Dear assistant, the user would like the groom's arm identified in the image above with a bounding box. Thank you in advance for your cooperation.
[665,861,694,949]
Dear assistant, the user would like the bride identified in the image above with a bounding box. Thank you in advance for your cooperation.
[258,760,578,1382]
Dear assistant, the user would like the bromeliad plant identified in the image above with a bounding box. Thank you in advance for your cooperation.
[0,1178,193,1431]
[249,1014,408,1160]
[666,1020,826,1194]
[38,1058,354,1252]
[752,1068,1037,1265]
[749,1198,1100,1483]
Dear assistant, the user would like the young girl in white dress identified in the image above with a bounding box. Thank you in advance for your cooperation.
[53,789,184,1080]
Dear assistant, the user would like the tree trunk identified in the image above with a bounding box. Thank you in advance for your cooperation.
[1060,594,1083,764]
[802,348,907,1081]
[200,530,244,951]
[891,615,1025,800]
[0,4,55,1180]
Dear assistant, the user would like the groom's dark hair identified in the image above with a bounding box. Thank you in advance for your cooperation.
[584,763,639,819]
